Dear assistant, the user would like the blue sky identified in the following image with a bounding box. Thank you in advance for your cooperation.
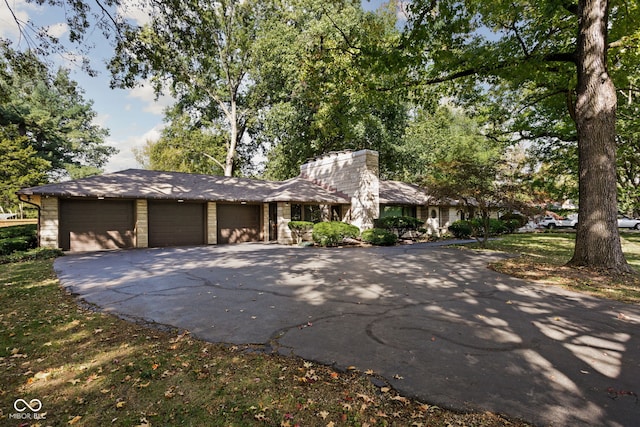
[1,0,391,173]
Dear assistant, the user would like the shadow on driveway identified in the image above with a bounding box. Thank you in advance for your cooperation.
[55,243,640,426]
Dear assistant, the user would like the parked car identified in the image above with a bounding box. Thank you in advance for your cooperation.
[617,215,640,229]
[538,215,578,229]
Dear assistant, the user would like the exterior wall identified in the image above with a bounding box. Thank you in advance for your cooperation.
[40,197,59,249]
[207,202,217,244]
[262,203,269,242]
[135,199,148,248]
[300,150,379,230]
[277,202,293,245]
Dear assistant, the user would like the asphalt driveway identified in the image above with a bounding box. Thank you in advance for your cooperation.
[55,243,640,426]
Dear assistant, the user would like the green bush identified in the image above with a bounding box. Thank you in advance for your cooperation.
[288,221,314,243]
[471,218,510,236]
[0,248,63,264]
[361,228,398,246]
[0,224,37,255]
[499,213,528,229]
[374,216,423,237]
[448,220,473,238]
[312,221,360,247]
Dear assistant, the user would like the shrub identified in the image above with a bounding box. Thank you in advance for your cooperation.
[373,216,424,239]
[312,221,360,247]
[448,220,473,238]
[0,224,37,255]
[499,213,528,229]
[288,221,314,244]
[361,228,398,246]
[0,248,64,264]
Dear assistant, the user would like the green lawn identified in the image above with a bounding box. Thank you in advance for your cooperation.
[464,232,640,303]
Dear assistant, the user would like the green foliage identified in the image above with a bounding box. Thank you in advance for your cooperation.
[361,228,398,246]
[448,221,473,239]
[449,218,513,239]
[0,129,50,211]
[0,224,37,255]
[134,113,228,175]
[110,0,268,176]
[373,216,423,237]
[0,44,114,181]
[312,221,360,247]
[0,248,63,264]
[255,1,409,179]
[288,221,315,244]
[499,213,528,229]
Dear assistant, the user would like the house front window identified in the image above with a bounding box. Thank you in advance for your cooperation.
[291,204,323,222]
[380,205,417,218]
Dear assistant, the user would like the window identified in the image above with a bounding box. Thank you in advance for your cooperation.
[291,204,322,222]
[380,205,417,218]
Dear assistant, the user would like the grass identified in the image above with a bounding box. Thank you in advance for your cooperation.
[462,231,640,304]
[0,258,528,427]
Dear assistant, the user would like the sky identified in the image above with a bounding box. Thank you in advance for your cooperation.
[1,0,391,174]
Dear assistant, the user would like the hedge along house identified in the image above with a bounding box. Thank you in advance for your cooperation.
[17,149,452,252]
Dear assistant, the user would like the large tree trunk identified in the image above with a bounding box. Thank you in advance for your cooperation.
[568,0,631,273]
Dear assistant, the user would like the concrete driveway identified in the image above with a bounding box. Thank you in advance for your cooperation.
[55,243,640,426]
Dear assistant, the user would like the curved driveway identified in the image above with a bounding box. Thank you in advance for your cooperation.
[55,243,640,426]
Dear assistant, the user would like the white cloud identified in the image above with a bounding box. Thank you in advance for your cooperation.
[104,123,165,172]
[117,0,154,26]
[127,80,174,115]
[45,22,68,38]
[0,0,39,39]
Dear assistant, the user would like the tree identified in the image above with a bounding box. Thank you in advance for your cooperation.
[0,127,50,212]
[0,43,115,180]
[133,110,227,175]
[407,0,639,273]
[110,0,268,177]
[417,108,517,247]
[2,0,128,75]
[253,0,409,179]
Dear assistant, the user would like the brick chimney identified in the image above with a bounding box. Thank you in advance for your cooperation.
[300,150,379,229]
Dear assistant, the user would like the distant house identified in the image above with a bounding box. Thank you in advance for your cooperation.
[16,150,471,252]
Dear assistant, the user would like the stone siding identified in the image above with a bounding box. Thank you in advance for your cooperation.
[135,200,149,248]
[277,202,293,245]
[300,150,379,230]
[207,202,217,244]
[40,197,59,249]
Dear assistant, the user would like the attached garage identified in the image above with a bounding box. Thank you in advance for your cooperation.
[217,204,262,244]
[148,200,206,247]
[59,199,135,251]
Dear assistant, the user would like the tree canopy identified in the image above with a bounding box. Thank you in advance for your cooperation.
[406,0,640,272]
[0,43,115,182]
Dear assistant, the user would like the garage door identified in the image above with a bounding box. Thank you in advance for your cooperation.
[148,201,205,247]
[217,204,261,244]
[59,199,135,252]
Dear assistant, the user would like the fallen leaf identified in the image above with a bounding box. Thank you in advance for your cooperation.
[380,387,390,393]
[68,415,82,425]
[392,395,409,404]
[319,410,329,420]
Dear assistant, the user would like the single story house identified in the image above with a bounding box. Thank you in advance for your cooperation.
[16,150,474,252]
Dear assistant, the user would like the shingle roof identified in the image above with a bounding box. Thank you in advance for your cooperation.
[379,180,432,205]
[17,169,350,204]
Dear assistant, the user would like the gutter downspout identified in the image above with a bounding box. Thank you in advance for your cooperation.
[17,194,42,247]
